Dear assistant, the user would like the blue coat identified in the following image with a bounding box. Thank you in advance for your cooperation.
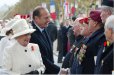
[30,21,60,74]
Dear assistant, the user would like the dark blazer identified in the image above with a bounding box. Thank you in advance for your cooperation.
[70,27,106,74]
[46,22,57,44]
[57,26,64,63]
[94,43,113,74]
[57,25,72,63]
[61,25,72,56]
[30,21,60,74]
[67,27,75,47]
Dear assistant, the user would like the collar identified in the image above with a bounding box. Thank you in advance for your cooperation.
[33,21,44,32]
[89,27,104,40]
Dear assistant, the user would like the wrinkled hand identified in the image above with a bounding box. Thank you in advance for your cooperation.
[59,68,69,75]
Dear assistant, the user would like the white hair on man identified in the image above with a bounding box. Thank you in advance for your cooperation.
[105,15,114,32]
[101,5,114,15]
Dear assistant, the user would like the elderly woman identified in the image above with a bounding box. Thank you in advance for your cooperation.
[2,19,45,74]
[94,15,114,74]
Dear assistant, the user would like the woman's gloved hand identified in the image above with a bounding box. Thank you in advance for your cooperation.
[26,70,39,74]
[37,67,45,74]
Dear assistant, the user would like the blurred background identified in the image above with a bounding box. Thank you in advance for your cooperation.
[0,0,102,20]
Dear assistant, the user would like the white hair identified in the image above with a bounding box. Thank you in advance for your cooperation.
[105,15,114,32]
[101,5,114,15]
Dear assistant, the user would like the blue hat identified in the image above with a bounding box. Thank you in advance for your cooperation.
[101,0,113,7]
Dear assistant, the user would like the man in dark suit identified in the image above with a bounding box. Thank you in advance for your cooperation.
[67,16,76,47]
[57,20,71,63]
[57,22,64,63]
[94,1,114,74]
[94,15,114,74]
[46,20,57,48]
[30,6,60,74]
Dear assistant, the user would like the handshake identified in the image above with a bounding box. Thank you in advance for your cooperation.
[59,68,70,75]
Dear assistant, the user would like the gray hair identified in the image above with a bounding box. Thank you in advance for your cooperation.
[105,15,114,32]
[101,5,114,15]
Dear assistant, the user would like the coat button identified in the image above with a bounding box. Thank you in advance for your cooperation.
[29,65,31,67]
[25,50,27,52]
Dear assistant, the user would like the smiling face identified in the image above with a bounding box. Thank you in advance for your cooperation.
[16,33,31,47]
[35,9,50,28]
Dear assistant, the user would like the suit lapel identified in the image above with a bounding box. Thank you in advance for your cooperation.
[101,44,113,61]
[44,30,52,49]
[32,21,52,54]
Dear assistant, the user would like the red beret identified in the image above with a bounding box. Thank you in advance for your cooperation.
[79,17,88,24]
[89,10,102,23]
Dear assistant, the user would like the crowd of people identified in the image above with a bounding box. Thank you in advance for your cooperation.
[0,0,113,74]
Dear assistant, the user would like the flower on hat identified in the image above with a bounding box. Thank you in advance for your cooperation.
[79,17,88,24]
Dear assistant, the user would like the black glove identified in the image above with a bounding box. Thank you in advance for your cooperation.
[26,70,39,74]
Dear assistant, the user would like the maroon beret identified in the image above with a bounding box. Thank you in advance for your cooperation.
[89,10,102,23]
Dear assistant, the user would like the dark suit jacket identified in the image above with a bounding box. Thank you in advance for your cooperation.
[61,25,72,56]
[30,21,60,74]
[94,43,113,74]
[67,27,75,47]
[46,22,57,44]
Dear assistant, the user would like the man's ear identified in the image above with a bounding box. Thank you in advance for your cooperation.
[34,16,40,22]
[34,16,39,20]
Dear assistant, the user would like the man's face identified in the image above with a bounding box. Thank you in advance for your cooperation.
[100,9,111,23]
[73,25,80,36]
[35,9,50,28]
[88,18,96,33]
[80,24,90,36]
[104,28,112,42]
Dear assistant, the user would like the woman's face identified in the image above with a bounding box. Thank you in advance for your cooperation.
[16,33,31,47]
